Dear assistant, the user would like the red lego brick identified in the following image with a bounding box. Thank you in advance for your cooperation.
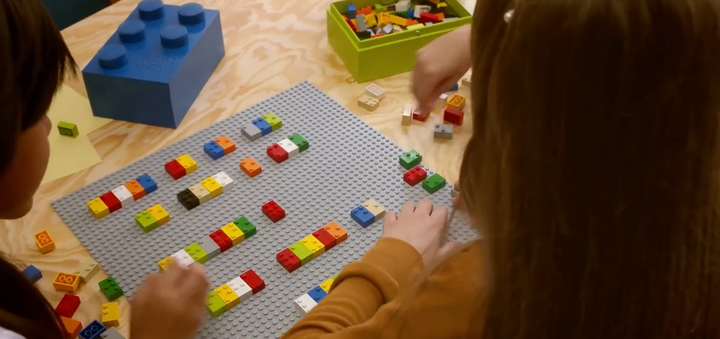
[419,12,440,23]
[164,159,186,180]
[262,200,286,222]
[209,229,233,252]
[413,110,429,122]
[266,144,288,164]
[55,294,81,318]
[443,107,464,126]
[239,269,265,294]
[312,228,337,250]
[371,33,386,38]
[276,248,301,273]
[403,166,428,186]
[345,19,357,31]
[99,192,121,213]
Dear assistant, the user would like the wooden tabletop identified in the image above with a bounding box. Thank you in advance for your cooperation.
[0,0,472,336]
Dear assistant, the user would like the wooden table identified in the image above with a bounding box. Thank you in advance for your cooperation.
[0,0,472,336]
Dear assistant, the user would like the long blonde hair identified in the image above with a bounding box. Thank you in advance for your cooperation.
[460,0,720,337]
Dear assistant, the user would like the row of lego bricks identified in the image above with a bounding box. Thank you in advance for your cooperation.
[176,171,234,210]
[266,133,310,164]
[204,135,237,160]
[134,204,171,233]
[206,269,265,317]
[86,174,158,219]
[344,1,459,39]
[164,153,198,180]
[350,199,387,228]
[293,274,338,315]
[276,221,348,273]
[241,112,283,141]
[158,216,257,270]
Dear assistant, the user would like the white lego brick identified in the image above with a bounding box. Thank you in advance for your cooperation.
[211,171,235,191]
[278,138,300,158]
[364,83,386,100]
[401,104,412,126]
[294,293,318,315]
[414,5,431,18]
[393,24,403,33]
[171,249,195,268]
[461,70,472,87]
[227,277,253,302]
[382,23,393,34]
[396,0,410,11]
[440,93,448,101]
[73,259,99,283]
[110,186,133,208]
[356,14,367,32]
[358,95,380,111]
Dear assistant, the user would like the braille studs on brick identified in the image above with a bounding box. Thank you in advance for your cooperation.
[351,199,386,227]
[176,172,234,210]
[242,113,282,141]
[266,133,310,164]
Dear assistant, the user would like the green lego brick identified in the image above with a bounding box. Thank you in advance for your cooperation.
[288,133,309,152]
[134,211,158,233]
[184,243,209,264]
[288,242,313,265]
[374,3,387,12]
[57,121,79,138]
[99,277,124,301]
[422,173,447,194]
[233,216,256,238]
[205,291,227,317]
[262,112,282,131]
[399,150,422,170]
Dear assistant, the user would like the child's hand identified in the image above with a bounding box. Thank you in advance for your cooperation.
[130,262,209,339]
[412,25,472,115]
[382,199,462,272]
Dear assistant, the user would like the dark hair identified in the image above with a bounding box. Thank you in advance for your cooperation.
[0,0,76,338]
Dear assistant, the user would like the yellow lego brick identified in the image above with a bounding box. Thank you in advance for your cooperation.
[147,204,170,226]
[220,222,245,246]
[365,13,377,27]
[300,234,325,259]
[320,277,335,293]
[73,260,99,283]
[101,302,120,327]
[377,12,390,26]
[53,273,81,293]
[437,2,448,9]
[34,230,56,254]
[87,198,109,219]
[175,154,198,174]
[446,94,466,110]
[200,177,223,198]
[388,15,407,26]
[214,284,240,309]
[158,256,173,272]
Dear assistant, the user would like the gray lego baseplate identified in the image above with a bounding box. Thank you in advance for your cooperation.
[52,81,478,339]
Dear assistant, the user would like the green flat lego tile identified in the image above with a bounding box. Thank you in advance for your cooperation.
[135,211,158,233]
[399,150,422,170]
[99,277,124,301]
[288,133,309,152]
[184,242,209,264]
[288,242,313,265]
[206,291,227,317]
[233,216,256,238]
[262,112,282,131]
[422,173,447,194]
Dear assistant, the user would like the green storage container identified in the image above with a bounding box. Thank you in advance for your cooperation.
[327,0,472,83]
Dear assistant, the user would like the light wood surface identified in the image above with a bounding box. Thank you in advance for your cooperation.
[0,0,472,336]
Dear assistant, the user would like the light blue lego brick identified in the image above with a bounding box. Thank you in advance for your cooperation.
[350,205,374,227]
[203,141,224,160]
[252,118,272,136]
[82,1,225,128]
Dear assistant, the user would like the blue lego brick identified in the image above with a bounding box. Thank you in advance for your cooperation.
[347,3,356,19]
[82,1,225,128]
[203,141,225,160]
[448,83,459,91]
[350,206,374,227]
[307,286,328,303]
[78,320,106,339]
[136,174,157,194]
[22,265,42,283]
[407,9,413,18]
[252,118,272,136]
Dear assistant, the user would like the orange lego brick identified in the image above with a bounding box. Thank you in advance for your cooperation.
[215,135,236,155]
[323,221,348,244]
[437,12,445,20]
[34,230,55,254]
[60,316,82,338]
[53,272,81,293]
[240,157,262,178]
[124,179,146,200]
[407,19,419,26]
[358,6,372,15]
[447,94,466,110]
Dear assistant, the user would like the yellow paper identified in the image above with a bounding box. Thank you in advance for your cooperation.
[42,85,111,184]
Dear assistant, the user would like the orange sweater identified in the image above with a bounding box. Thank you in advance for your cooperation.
[282,238,486,339]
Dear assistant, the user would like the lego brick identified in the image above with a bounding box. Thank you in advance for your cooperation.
[419,12,440,23]
[134,211,158,233]
[365,13,377,27]
[350,206,375,227]
[412,109,430,122]
[399,149,422,170]
[267,144,288,163]
[175,154,198,174]
[345,18,356,31]
[401,104,412,125]
[364,83,386,100]
[22,265,42,283]
[123,180,145,201]
[74,260,100,283]
[446,94,466,110]
[209,229,233,252]
[184,242,209,264]
[346,3,356,19]
[165,159,186,180]
[277,138,300,158]
[262,112,282,131]
[356,14,367,31]
[288,242,313,265]
[206,291,227,318]
[87,197,110,219]
[227,276,253,302]
[323,221,349,243]
[414,4,431,17]
[396,0,410,11]
[101,302,120,327]
[443,106,464,126]
[276,248,302,273]
[233,216,257,237]
[177,188,200,210]
[389,14,408,26]
[307,286,328,303]
[211,171,235,191]
[197,236,221,260]
[311,228,337,251]
[252,118,272,136]
[53,273,81,293]
[461,69,472,86]
[240,157,262,177]
[362,199,386,220]
[241,123,262,141]
[239,269,265,294]
[99,192,121,213]
[214,135,236,155]
[135,174,157,194]
[99,276,124,301]
[108,185,135,208]
[100,327,126,339]
[356,30,372,39]
[293,293,317,315]
[157,256,173,272]
[320,277,335,293]
[220,222,245,246]
[147,204,170,226]
[189,183,211,204]
[439,93,448,101]
[404,166,428,186]
[58,121,79,137]
[262,200,286,223]
[171,249,195,268]
[358,95,380,111]
[204,141,225,160]
[288,133,309,152]
[82,2,225,128]
[447,83,459,91]
[434,124,454,140]
[78,320,106,339]
[422,173,447,194]
[300,235,325,259]
[214,284,240,308]
[200,177,223,198]
[34,230,56,254]
[55,294,81,318]
[61,316,83,338]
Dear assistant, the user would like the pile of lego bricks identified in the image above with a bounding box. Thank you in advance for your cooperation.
[344,0,459,39]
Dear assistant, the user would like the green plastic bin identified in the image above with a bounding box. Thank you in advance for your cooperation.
[327,0,472,83]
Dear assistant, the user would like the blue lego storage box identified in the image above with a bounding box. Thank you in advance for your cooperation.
[82,0,225,128]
